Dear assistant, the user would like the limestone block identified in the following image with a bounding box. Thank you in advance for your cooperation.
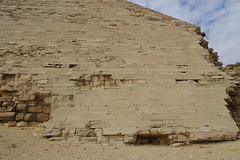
[178,135,188,142]
[24,113,36,122]
[97,136,108,144]
[108,136,124,144]
[67,128,76,138]
[49,137,67,141]
[175,127,187,134]
[137,130,150,137]
[161,127,174,135]
[147,16,159,21]
[88,121,109,129]
[172,143,185,147]
[6,106,15,112]
[15,113,25,121]
[36,113,49,122]
[0,112,16,121]
[28,106,43,113]
[81,137,97,144]
[38,91,51,96]
[44,97,51,104]
[94,129,103,137]
[189,132,223,142]
[28,101,37,106]
[223,134,237,141]
[67,136,80,142]
[168,134,178,142]
[28,122,38,126]
[199,126,212,133]
[124,134,137,144]
[43,106,51,113]
[0,96,13,102]
[38,80,48,85]
[16,103,28,113]
[103,128,122,136]
[0,86,15,92]
[16,121,28,127]
[75,128,93,137]
[43,128,62,137]
[18,95,35,101]
[0,107,6,112]
[5,121,17,127]
[19,74,32,81]
[149,128,161,136]
[2,102,14,107]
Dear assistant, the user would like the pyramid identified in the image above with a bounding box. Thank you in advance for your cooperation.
[0,0,238,145]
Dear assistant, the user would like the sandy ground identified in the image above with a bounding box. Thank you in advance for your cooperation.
[0,126,240,160]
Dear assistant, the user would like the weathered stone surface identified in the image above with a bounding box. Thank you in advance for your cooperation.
[15,113,25,121]
[81,137,97,144]
[0,107,7,112]
[0,112,16,122]
[172,143,186,147]
[0,0,238,145]
[0,96,12,102]
[4,121,17,127]
[2,102,14,107]
[221,62,240,129]
[16,104,28,113]
[43,128,62,138]
[28,106,43,113]
[124,134,137,144]
[36,113,49,122]
[24,113,36,122]
[76,128,94,137]
[16,121,28,127]
[6,106,15,112]
[43,106,51,114]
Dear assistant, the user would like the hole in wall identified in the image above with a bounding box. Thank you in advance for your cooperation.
[69,64,77,68]
[136,136,170,145]
[175,79,199,84]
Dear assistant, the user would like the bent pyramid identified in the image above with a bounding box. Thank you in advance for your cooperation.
[0,0,238,145]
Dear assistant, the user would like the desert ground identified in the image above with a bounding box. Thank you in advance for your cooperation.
[0,125,239,160]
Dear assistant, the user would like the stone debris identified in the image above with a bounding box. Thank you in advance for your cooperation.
[221,63,240,130]
[0,0,239,145]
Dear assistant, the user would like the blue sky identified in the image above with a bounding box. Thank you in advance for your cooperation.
[128,0,240,65]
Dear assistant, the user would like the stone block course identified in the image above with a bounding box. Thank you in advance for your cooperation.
[15,113,25,121]
[36,113,49,122]
[0,96,13,102]
[0,112,16,122]
[16,104,28,113]
[28,106,43,113]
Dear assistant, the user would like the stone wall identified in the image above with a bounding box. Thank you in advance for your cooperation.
[221,63,240,129]
[0,0,238,145]
[0,73,51,127]
[197,27,240,134]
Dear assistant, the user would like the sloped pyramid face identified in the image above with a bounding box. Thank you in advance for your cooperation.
[0,0,238,144]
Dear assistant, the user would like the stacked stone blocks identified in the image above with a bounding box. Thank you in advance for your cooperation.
[0,73,51,126]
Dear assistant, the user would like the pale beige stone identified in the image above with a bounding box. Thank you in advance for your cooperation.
[0,0,238,145]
